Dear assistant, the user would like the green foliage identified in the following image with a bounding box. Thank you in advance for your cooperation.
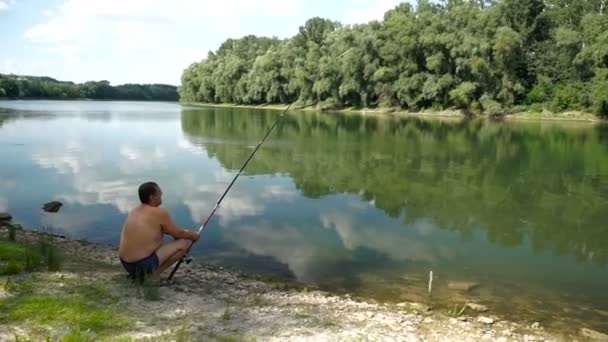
[1,260,22,275]
[8,224,16,241]
[0,232,62,273]
[23,245,42,272]
[142,283,160,301]
[551,83,583,111]
[36,236,62,272]
[0,240,25,260]
[447,303,468,317]
[449,82,479,110]
[0,289,131,339]
[180,0,608,117]
[0,74,178,101]
[589,68,608,117]
[480,94,504,115]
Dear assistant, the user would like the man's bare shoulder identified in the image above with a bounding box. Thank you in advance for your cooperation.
[144,206,170,218]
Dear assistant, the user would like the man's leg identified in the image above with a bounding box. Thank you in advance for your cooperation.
[151,239,191,279]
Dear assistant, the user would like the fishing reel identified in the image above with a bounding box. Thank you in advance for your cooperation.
[183,255,193,264]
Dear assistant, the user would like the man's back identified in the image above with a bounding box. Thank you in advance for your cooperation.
[119,205,163,262]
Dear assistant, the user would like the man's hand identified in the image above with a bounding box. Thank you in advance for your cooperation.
[189,231,200,242]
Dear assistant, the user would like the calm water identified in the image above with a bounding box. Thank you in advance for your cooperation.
[1,101,607,332]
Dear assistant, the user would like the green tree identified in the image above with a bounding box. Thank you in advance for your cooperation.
[179,0,608,117]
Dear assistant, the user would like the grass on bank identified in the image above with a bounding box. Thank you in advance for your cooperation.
[1,261,133,341]
[0,226,257,341]
[0,281,131,334]
[0,226,134,341]
[0,227,63,275]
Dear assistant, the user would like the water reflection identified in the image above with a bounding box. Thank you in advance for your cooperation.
[181,108,608,267]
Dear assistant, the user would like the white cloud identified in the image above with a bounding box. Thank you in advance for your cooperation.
[224,209,451,283]
[261,185,297,200]
[320,211,448,263]
[223,222,334,282]
[178,136,206,155]
[119,145,141,161]
[184,180,264,225]
[33,153,82,174]
[0,59,32,75]
[20,0,304,84]
[0,0,15,12]
[346,0,402,24]
[24,17,80,44]
[59,179,137,213]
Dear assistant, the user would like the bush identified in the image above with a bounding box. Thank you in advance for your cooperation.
[318,97,341,111]
[526,84,549,104]
[589,70,608,117]
[528,102,544,112]
[449,82,478,109]
[480,94,504,115]
[550,83,582,111]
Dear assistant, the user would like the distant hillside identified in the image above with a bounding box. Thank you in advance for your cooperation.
[0,74,178,102]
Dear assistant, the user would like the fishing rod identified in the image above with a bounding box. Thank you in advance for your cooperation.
[167,103,294,280]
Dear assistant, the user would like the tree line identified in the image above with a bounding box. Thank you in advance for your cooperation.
[180,0,608,117]
[0,74,179,102]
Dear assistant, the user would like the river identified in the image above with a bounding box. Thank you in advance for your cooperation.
[0,100,606,332]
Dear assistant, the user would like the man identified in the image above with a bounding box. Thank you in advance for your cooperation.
[119,182,199,282]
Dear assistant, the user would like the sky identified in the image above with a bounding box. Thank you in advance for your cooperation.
[0,0,408,86]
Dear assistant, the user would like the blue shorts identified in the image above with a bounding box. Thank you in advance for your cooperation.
[120,252,159,279]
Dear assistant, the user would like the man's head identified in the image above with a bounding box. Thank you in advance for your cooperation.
[138,182,162,207]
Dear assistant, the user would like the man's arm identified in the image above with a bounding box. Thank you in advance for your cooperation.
[157,208,200,241]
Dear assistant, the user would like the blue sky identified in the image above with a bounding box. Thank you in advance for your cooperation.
[0,0,408,85]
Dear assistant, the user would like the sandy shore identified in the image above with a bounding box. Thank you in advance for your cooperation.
[181,102,605,123]
[0,228,601,341]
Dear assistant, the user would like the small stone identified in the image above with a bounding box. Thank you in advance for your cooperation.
[466,303,489,312]
[477,316,494,325]
[409,303,431,312]
[531,322,541,329]
[42,201,63,213]
[448,281,480,292]
[581,328,608,341]
[0,212,12,221]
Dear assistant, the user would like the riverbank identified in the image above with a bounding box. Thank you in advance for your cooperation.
[182,102,605,123]
[1,225,602,341]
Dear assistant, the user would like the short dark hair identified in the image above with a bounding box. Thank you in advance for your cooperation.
[138,182,159,204]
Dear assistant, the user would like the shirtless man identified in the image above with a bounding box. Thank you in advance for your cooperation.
[119,182,199,281]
